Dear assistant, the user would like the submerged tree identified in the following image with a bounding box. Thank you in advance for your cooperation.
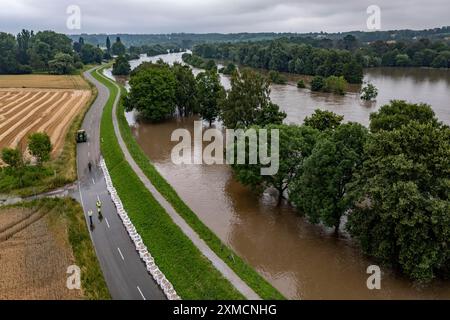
[360,83,378,101]
[231,124,320,204]
[220,69,286,129]
[173,63,198,117]
[290,123,368,235]
[347,118,450,281]
[196,70,225,126]
[125,63,176,121]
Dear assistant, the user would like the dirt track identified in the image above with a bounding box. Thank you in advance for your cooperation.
[0,88,91,158]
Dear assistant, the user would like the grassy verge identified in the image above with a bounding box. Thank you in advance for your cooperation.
[99,68,284,299]
[92,66,243,299]
[5,197,111,300]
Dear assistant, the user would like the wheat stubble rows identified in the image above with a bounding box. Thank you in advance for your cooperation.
[0,88,91,157]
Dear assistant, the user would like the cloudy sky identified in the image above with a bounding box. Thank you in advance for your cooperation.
[0,0,448,34]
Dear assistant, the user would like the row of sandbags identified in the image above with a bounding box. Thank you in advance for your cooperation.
[100,158,181,300]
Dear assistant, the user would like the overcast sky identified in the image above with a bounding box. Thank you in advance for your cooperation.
[0,0,448,34]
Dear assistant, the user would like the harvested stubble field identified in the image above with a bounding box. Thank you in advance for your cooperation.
[0,74,91,160]
[0,74,90,90]
[0,206,82,299]
[0,198,110,300]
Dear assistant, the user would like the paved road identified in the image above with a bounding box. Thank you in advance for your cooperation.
[73,67,166,300]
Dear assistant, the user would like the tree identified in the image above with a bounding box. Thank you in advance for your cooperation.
[172,63,197,117]
[0,32,22,74]
[347,121,450,281]
[125,63,177,122]
[360,83,378,101]
[291,122,368,234]
[220,69,286,129]
[49,53,75,74]
[395,53,412,67]
[268,70,287,84]
[1,147,23,168]
[303,109,344,131]
[323,75,347,95]
[310,76,325,91]
[219,63,236,75]
[342,59,363,84]
[106,36,111,53]
[28,132,52,165]
[112,37,126,56]
[369,100,439,133]
[196,70,224,126]
[296,79,306,88]
[17,29,32,65]
[112,55,131,75]
[80,43,103,64]
[204,59,217,71]
[232,124,319,204]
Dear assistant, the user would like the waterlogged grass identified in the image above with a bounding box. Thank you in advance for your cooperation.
[92,67,243,300]
[103,70,285,300]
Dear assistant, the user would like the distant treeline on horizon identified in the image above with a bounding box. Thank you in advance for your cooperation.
[69,26,450,47]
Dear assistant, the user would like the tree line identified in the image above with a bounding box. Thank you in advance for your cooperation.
[124,62,449,282]
[191,35,450,83]
[0,30,112,75]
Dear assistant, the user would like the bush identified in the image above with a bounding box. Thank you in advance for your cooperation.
[323,76,347,95]
[310,76,325,91]
[297,79,306,88]
[268,70,287,84]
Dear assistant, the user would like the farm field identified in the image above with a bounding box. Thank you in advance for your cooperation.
[0,74,90,90]
[0,198,110,300]
[0,206,82,299]
[0,87,91,160]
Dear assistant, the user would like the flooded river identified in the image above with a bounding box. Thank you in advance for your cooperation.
[108,53,450,299]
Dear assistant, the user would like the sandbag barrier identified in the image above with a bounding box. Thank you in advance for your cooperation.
[100,158,181,300]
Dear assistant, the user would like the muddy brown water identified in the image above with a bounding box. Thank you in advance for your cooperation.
[106,53,450,299]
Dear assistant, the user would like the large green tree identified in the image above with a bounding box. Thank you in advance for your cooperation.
[0,32,29,74]
[290,122,368,234]
[231,124,319,204]
[28,132,52,166]
[125,63,177,121]
[49,53,75,74]
[303,109,344,131]
[369,100,439,133]
[112,55,131,75]
[220,69,286,129]
[196,70,225,126]
[347,120,450,281]
[172,63,198,117]
[112,37,126,56]
[80,43,103,64]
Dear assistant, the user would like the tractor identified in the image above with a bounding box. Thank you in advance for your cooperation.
[76,130,87,143]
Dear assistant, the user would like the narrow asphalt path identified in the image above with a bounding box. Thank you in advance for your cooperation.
[102,68,261,300]
[73,67,166,300]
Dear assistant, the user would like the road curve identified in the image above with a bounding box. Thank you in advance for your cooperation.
[73,67,166,300]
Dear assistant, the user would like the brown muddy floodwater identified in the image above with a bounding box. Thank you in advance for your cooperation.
[110,53,450,299]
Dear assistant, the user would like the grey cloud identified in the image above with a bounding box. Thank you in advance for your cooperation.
[0,0,448,34]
